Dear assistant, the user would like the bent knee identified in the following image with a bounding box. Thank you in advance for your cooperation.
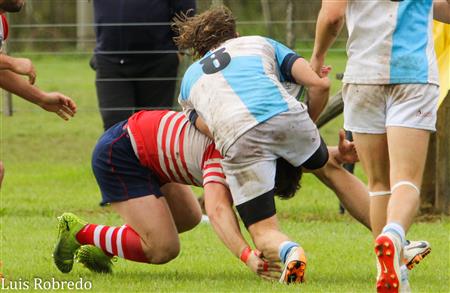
[144,241,180,264]
[182,211,202,232]
[176,207,202,233]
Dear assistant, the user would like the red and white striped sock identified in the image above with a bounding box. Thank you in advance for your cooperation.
[76,224,149,263]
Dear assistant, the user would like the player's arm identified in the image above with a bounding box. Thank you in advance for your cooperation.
[187,110,213,139]
[0,53,36,84]
[267,38,331,121]
[290,58,331,121]
[0,69,77,120]
[311,0,347,75]
[178,90,213,138]
[204,182,281,280]
[434,0,450,23]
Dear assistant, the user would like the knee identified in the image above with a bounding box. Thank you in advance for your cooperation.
[182,210,202,232]
[177,205,202,233]
[144,240,180,264]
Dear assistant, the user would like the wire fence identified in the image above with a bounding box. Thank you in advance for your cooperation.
[1,0,347,115]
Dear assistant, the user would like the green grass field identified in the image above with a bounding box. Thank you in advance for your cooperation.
[1,54,449,292]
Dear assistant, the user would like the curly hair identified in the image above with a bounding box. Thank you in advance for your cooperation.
[172,5,237,59]
[274,158,302,199]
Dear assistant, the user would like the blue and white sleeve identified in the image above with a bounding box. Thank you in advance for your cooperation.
[266,38,302,82]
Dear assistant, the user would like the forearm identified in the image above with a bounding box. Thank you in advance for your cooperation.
[204,184,249,259]
[434,1,450,23]
[0,54,14,70]
[307,85,330,122]
[290,58,330,121]
[0,69,44,105]
[312,4,345,62]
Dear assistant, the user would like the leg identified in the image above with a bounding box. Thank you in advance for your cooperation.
[312,152,371,229]
[161,183,202,233]
[95,55,136,130]
[386,127,429,232]
[54,194,181,274]
[247,214,306,284]
[352,133,390,238]
[236,189,306,284]
[247,215,288,261]
[110,195,180,263]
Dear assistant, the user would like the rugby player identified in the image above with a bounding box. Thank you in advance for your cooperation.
[173,6,332,283]
[311,0,447,291]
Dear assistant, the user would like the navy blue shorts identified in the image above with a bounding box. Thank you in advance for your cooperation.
[92,121,162,206]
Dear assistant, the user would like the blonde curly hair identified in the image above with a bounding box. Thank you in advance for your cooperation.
[172,5,237,59]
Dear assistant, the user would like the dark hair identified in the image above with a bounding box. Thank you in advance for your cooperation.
[172,5,237,59]
[274,158,302,199]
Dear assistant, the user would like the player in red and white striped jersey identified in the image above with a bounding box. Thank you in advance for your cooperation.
[126,110,226,188]
[54,110,280,279]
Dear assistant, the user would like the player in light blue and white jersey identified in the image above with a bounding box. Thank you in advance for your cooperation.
[174,6,332,284]
[311,1,447,292]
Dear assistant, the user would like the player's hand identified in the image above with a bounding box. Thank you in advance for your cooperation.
[39,92,77,120]
[310,56,325,77]
[337,129,359,164]
[320,65,332,77]
[244,249,281,281]
[10,57,36,84]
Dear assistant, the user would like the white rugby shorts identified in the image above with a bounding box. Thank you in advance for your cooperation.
[221,103,321,206]
[342,83,439,134]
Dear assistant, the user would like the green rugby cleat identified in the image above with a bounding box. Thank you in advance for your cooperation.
[53,213,86,273]
[76,245,116,274]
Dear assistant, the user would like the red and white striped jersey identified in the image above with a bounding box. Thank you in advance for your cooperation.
[127,110,226,187]
[0,14,9,51]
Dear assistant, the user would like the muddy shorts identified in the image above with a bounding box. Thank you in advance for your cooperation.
[221,104,321,206]
[342,83,439,134]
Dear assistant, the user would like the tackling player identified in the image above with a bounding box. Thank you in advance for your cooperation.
[173,6,331,283]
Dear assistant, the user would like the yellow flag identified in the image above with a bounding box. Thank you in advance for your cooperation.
[434,21,450,107]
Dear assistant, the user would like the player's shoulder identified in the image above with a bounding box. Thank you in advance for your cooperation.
[226,35,269,46]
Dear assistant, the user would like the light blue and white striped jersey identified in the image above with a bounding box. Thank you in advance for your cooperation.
[179,36,304,155]
[343,0,439,85]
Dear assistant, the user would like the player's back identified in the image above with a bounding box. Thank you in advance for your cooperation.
[179,35,300,155]
[344,0,438,85]
[127,110,225,187]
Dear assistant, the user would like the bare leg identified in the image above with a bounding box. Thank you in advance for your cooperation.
[386,127,429,232]
[312,153,371,229]
[161,183,202,233]
[112,195,180,264]
[352,133,391,238]
[247,215,290,261]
